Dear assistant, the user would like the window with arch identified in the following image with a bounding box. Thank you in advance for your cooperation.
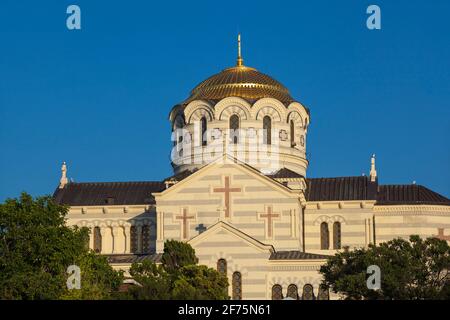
[217,259,227,275]
[263,115,272,145]
[229,114,240,144]
[200,116,207,146]
[272,284,283,300]
[287,284,299,300]
[333,221,341,249]
[302,284,315,300]
[232,271,242,300]
[318,286,330,300]
[93,226,102,253]
[142,225,150,253]
[173,116,184,147]
[290,120,295,147]
[130,226,138,253]
[320,222,330,250]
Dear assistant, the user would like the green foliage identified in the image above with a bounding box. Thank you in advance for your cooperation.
[61,252,124,300]
[126,260,172,300]
[161,239,198,273]
[125,240,229,300]
[320,235,450,300]
[0,193,123,300]
[172,265,229,300]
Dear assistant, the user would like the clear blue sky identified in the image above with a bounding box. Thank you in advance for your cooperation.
[0,0,449,201]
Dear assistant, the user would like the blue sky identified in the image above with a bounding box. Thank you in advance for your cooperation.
[0,0,449,201]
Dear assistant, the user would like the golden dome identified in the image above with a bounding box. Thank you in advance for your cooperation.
[183,35,295,104]
[184,65,294,104]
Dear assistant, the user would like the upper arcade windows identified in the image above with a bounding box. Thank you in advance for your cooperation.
[333,222,341,249]
[320,222,330,250]
[93,226,102,253]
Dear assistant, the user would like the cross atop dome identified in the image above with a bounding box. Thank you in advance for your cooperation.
[237,33,244,67]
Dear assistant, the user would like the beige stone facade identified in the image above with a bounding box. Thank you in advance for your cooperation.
[55,49,450,299]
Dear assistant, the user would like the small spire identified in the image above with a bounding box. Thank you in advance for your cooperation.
[369,154,377,182]
[236,33,243,67]
[59,161,68,189]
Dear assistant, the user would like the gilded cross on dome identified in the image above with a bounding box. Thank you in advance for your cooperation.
[237,33,243,67]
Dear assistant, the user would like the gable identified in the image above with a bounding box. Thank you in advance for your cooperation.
[153,155,300,201]
[188,221,274,254]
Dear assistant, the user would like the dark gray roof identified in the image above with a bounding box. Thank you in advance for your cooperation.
[377,184,450,205]
[106,253,162,264]
[52,170,449,207]
[53,181,166,206]
[164,169,196,182]
[306,176,376,201]
[268,168,304,179]
[270,251,330,260]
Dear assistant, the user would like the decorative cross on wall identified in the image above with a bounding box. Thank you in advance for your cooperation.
[213,176,241,218]
[279,130,288,141]
[435,228,450,241]
[211,128,222,140]
[195,223,207,234]
[259,206,280,238]
[176,208,195,239]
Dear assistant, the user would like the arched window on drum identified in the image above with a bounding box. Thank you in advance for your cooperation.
[229,114,240,144]
[200,116,207,146]
[263,116,272,145]
[290,120,295,147]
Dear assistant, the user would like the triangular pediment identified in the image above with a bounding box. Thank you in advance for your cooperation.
[152,154,301,200]
[188,220,275,254]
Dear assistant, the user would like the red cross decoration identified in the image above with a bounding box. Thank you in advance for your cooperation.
[259,206,280,238]
[435,228,450,241]
[176,208,195,239]
[213,176,241,218]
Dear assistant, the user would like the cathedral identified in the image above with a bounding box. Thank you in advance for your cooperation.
[53,36,450,300]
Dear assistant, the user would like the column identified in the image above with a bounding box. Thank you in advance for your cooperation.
[156,211,164,253]
[112,226,120,254]
[89,226,94,250]
[124,225,131,254]
[100,226,113,254]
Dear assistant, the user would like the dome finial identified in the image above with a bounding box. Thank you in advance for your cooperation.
[370,154,377,182]
[59,161,68,189]
[236,33,243,67]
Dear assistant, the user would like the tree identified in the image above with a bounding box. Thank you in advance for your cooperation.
[320,235,450,300]
[172,265,229,300]
[161,239,198,273]
[0,193,123,299]
[125,240,229,300]
[61,252,124,300]
[126,260,172,300]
